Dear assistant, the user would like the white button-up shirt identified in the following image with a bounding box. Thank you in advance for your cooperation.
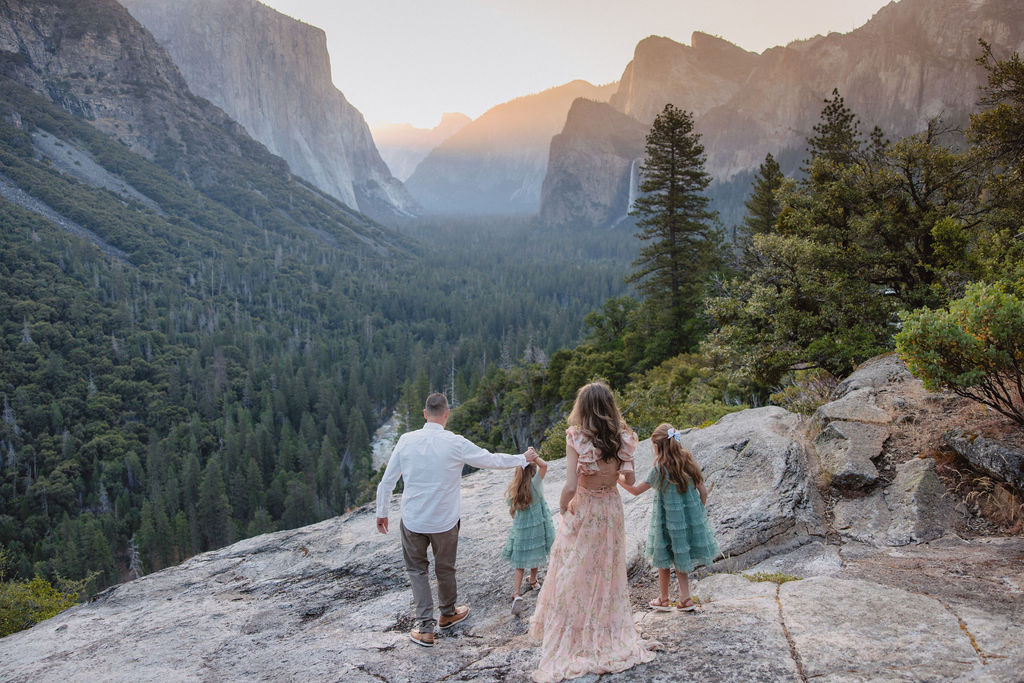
[375,422,527,534]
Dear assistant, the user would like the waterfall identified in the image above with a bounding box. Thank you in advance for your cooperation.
[627,158,640,213]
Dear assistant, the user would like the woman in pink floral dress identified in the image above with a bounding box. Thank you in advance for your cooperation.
[528,382,658,682]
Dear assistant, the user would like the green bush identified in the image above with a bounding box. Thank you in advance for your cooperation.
[620,354,746,436]
[769,368,839,415]
[896,283,1024,425]
[538,416,569,461]
[0,575,82,637]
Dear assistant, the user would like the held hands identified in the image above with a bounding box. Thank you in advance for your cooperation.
[566,496,578,515]
[376,517,389,534]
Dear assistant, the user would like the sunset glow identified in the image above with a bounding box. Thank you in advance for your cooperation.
[262,0,893,129]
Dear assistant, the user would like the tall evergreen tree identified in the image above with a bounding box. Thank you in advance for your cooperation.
[196,455,232,551]
[804,88,862,170]
[741,153,784,238]
[629,104,720,360]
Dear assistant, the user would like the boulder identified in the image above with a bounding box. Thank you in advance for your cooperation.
[832,489,891,546]
[745,540,844,577]
[814,353,931,429]
[813,420,887,488]
[945,429,1024,494]
[885,457,959,546]
[674,407,826,567]
[831,352,921,400]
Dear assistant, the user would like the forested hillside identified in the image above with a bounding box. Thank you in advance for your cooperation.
[0,78,633,592]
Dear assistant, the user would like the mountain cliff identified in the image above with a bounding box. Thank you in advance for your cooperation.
[2,355,1021,680]
[0,0,397,243]
[540,0,1024,228]
[121,0,418,220]
[405,80,617,215]
[373,113,471,182]
[538,98,649,228]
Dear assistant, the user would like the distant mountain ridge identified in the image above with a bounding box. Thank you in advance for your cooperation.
[372,113,471,181]
[405,79,617,215]
[540,0,1024,228]
[121,0,418,221]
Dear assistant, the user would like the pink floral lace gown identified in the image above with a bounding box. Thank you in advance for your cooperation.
[528,426,657,682]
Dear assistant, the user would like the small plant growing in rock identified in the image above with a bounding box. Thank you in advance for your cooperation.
[742,572,801,585]
[896,283,1024,426]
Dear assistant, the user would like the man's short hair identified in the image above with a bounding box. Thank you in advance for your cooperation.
[424,392,449,417]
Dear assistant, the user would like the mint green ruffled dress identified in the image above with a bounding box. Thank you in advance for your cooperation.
[502,471,556,570]
[645,467,720,572]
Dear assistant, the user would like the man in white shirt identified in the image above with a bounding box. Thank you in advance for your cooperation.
[376,392,537,647]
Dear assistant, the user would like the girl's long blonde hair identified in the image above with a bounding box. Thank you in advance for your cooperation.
[507,463,538,513]
[651,423,703,493]
[567,381,628,463]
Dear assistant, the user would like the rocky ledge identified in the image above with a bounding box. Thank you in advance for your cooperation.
[1,355,1021,681]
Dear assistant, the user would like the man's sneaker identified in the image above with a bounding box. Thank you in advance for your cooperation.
[409,629,434,647]
[438,605,469,629]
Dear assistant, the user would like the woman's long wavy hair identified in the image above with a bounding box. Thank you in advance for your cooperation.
[651,423,703,493]
[567,381,627,463]
[507,463,537,513]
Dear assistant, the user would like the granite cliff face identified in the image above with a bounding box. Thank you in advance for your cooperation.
[406,80,617,215]
[373,113,471,182]
[0,0,401,250]
[538,98,648,228]
[540,0,1024,228]
[0,0,236,163]
[121,0,418,220]
[1,354,1021,681]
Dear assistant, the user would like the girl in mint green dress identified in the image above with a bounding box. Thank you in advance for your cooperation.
[619,422,719,612]
[502,456,555,616]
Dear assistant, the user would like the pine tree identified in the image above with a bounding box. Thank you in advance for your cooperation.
[196,455,233,551]
[741,153,784,238]
[804,88,862,170]
[628,103,720,360]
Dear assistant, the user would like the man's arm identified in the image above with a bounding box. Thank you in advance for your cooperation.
[374,443,404,534]
[457,436,531,470]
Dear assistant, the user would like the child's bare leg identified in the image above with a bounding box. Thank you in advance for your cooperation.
[658,568,671,602]
[675,568,691,603]
[513,568,525,596]
[528,567,538,586]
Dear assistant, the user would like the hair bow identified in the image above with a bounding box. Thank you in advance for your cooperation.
[666,427,681,442]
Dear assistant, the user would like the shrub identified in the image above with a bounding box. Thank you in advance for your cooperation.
[896,283,1024,426]
[0,576,82,637]
[619,354,746,436]
[538,416,569,461]
[769,368,839,415]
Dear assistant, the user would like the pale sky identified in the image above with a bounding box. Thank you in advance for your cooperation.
[262,0,894,129]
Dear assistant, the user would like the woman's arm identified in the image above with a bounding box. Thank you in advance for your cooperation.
[618,474,650,496]
[560,444,579,513]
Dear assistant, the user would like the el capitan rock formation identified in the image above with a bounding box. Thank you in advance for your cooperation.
[122,0,418,220]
